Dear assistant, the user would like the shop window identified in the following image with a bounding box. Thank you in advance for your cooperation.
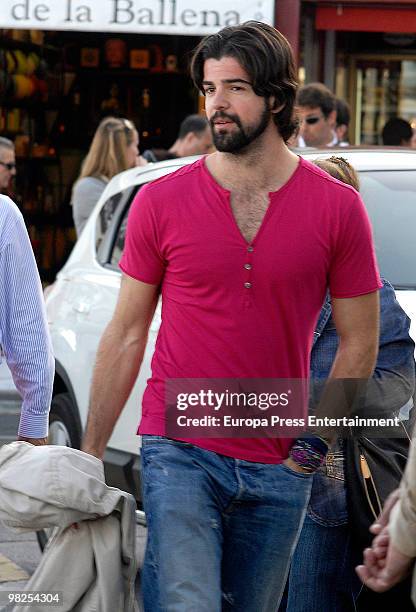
[0,28,200,281]
[350,56,416,144]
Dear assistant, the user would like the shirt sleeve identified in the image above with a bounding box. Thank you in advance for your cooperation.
[329,193,382,298]
[0,204,54,438]
[119,185,165,286]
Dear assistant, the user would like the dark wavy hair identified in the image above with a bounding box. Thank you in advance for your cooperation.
[297,83,336,118]
[190,21,298,143]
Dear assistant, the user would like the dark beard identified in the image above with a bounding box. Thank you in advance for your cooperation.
[210,104,271,153]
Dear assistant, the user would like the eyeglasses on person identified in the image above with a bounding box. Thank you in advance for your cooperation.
[0,161,16,171]
[302,115,325,126]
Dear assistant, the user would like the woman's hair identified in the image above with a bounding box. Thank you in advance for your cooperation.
[79,117,136,180]
[190,21,298,143]
[313,156,360,191]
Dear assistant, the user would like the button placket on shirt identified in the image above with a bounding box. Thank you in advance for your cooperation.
[244,245,254,303]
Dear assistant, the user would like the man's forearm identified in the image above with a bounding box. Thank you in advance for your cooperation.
[82,320,148,458]
[328,335,379,380]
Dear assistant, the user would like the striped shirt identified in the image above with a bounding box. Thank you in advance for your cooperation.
[0,195,54,438]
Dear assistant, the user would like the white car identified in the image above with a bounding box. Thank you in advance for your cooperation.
[45,148,416,503]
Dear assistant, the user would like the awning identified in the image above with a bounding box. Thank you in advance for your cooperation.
[0,0,275,36]
[316,6,416,33]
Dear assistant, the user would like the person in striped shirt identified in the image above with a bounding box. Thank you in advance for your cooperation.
[0,193,54,444]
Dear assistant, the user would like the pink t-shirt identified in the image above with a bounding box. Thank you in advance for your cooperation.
[119,156,382,463]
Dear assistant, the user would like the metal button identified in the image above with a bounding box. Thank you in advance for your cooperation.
[247,246,254,252]
[244,263,252,270]
[244,282,252,289]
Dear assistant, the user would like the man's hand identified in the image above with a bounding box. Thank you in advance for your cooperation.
[283,457,313,475]
[17,436,48,446]
[355,487,414,592]
[356,539,413,592]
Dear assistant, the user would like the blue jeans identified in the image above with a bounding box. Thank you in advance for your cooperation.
[280,468,363,612]
[141,435,313,612]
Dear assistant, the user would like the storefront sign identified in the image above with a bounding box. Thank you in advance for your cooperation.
[0,0,275,36]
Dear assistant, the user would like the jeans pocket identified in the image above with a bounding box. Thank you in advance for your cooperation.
[307,470,348,526]
[280,462,314,479]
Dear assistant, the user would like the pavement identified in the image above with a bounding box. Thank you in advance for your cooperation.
[0,361,146,610]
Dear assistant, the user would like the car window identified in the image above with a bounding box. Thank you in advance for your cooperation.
[111,208,129,266]
[96,186,138,267]
[95,191,124,253]
[360,170,416,288]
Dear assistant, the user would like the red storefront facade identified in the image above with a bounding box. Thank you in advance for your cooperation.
[276,0,416,143]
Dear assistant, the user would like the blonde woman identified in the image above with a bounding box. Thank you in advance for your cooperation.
[71,117,147,237]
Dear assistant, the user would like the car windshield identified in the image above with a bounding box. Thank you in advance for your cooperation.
[360,170,416,288]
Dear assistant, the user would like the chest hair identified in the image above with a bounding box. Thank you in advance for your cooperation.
[230,189,271,243]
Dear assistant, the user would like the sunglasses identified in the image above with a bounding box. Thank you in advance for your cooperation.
[302,115,324,126]
[0,161,16,171]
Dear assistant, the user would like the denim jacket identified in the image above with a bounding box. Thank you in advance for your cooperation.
[307,279,415,526]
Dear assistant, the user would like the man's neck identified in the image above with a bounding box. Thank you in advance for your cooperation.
[169,139,182,156]
[206,132,299,193]
[326,131,338,147]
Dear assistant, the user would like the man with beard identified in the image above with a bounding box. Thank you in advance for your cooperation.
[82,21,382,611]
